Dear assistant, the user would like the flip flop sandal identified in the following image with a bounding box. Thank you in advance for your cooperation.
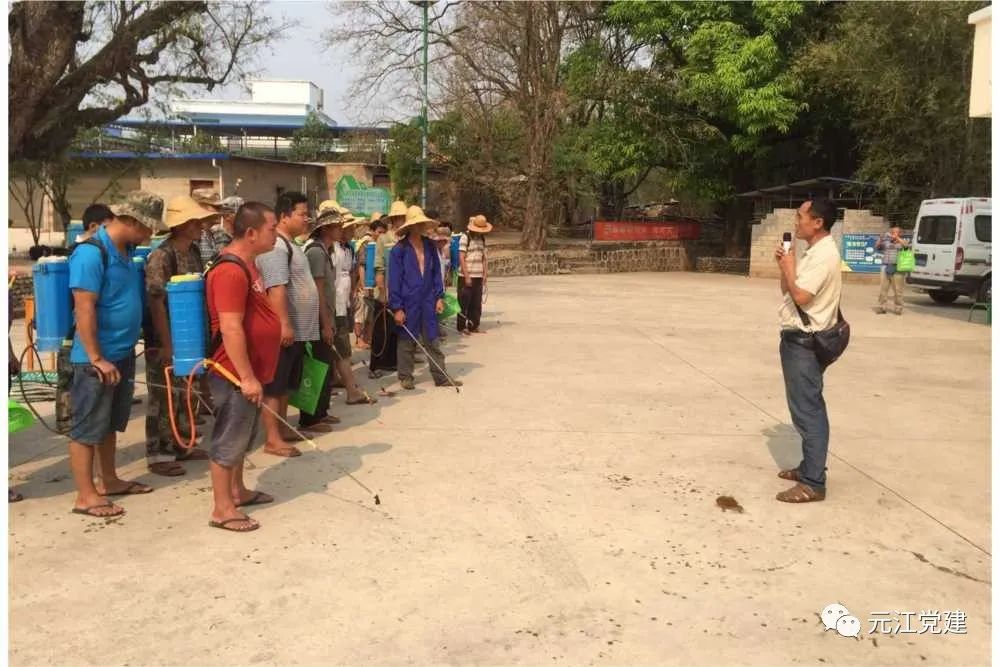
[103,481,154,496]
[149,462,186,477]
[279,431,307,442]
[8,490,24,503]
[776,483,826,503]
[346,393,378,405]
[321,415,343,424]
[236,491,274,508]
[264,445,302,458]
[209,517,259,532]
[72,502,125,518]
[777,469,800,481]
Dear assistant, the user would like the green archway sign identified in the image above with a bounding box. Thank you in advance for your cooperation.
[335,175,391,217]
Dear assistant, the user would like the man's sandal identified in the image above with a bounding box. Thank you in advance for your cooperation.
[776,483,826,503]
[72,502,125,518]
[777,469,800,481]
[346,392,378,405]
[209,517,259,532]
[149,462,186,477]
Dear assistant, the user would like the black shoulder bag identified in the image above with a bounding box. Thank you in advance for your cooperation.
[794,303,851,369]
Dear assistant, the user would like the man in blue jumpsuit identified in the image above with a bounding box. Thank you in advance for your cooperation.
[388,206,463,391]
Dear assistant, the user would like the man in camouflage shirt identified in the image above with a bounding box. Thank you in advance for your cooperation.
[144,195,218,476]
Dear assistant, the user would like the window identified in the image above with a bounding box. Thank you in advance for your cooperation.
[916,216,957,245]
[189,179,215,195]
[974,215,991,242]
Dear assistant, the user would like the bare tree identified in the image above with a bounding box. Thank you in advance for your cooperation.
[331,1,576,249]
[9,1,287,162]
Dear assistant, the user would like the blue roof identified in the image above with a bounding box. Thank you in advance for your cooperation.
[70,151,230,160]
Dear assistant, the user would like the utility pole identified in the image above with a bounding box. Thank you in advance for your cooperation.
[421,0,429,208]
[410,0,432,208]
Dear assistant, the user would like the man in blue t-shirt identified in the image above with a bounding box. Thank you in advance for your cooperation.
[67,191,162,519]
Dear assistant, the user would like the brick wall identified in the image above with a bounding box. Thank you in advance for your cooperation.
[749,207,887,284]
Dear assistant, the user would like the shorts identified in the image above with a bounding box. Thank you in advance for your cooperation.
[264,341,305,397]
[68,355,136,445]
[334,316,352,360]
[207,374,260,467]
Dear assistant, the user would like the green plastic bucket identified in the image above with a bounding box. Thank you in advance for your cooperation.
[437,293,460,321]
[9,400,34,434]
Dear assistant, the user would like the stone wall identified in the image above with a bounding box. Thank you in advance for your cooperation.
[749,207,887,284]
[696,257,751,274]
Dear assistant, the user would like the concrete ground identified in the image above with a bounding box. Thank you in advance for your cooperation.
[8,273,991,667]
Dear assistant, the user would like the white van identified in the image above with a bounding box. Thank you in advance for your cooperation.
[906,198,991,303]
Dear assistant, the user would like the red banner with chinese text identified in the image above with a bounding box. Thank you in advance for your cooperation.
[593,220,701,242]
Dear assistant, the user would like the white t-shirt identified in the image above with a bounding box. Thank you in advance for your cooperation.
[331,243,353,317]
[778,235,843,332]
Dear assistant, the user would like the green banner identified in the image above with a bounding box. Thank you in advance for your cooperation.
[335,175,391,217]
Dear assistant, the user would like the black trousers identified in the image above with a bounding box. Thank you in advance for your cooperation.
[458,277,484,332]
[299,339,336,427]
[369,304,398,372]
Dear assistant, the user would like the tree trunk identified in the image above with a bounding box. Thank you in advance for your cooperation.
[521,177,547,250]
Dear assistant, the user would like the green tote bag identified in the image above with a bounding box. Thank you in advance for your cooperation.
[896,248,916,273]
[289,342,330,415]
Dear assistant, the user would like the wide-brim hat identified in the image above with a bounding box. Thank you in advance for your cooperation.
[386,200,408,220]
[467,214,493,234]
[370,211,383,223]
[165,196,220,230]
[190,188,223,210]
[310,210,346,235]
[111,190,164,231]
[219,195,244,214]
[397,205,436,233]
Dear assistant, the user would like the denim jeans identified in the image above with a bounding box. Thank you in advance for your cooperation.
[779,332,829,491]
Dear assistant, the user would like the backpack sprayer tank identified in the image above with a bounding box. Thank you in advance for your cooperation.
[165,274,206,376]
[31,257,72,353]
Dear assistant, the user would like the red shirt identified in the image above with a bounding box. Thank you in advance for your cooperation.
[206,252,281,384]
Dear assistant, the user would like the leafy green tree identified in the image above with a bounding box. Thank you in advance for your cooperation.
[798,1,991,215]
[289,111,334,162]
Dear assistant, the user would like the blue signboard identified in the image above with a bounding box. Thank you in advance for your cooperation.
[841,233,912,273]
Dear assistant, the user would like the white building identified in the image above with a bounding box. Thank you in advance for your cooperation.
[170,79,337,129]
[968,6,991,118]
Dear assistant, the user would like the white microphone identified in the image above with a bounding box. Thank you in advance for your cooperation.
[782,232,792,254]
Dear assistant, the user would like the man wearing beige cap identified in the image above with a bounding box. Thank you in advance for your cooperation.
[65,191,162,518]
[143,196,219,476]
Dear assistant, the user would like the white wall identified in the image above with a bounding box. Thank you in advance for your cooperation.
[969,7,992,118]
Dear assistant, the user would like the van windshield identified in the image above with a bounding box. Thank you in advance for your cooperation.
[916,216,957,245]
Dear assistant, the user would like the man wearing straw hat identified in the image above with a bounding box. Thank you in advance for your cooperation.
[352,212,382,350]
[65,191,162,518]
[143,195,219,476]
[389,206,462,390]
[369,200,408,377]
[457,214,492,335]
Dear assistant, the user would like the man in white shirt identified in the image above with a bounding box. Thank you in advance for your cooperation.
[773,198,843,504]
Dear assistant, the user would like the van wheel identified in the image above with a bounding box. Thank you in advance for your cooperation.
[977,277,991,303]
[929,290,960,304]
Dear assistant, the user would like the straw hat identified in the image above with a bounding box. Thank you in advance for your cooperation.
[310,211,344,237]
[317,199,352,218]
[467,214,493,234]
[386,200,408,220]
[165,196,220,230]
[370,211,383,223]
[396,205,436,233]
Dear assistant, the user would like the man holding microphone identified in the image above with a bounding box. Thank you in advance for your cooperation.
[774,198,843,504]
